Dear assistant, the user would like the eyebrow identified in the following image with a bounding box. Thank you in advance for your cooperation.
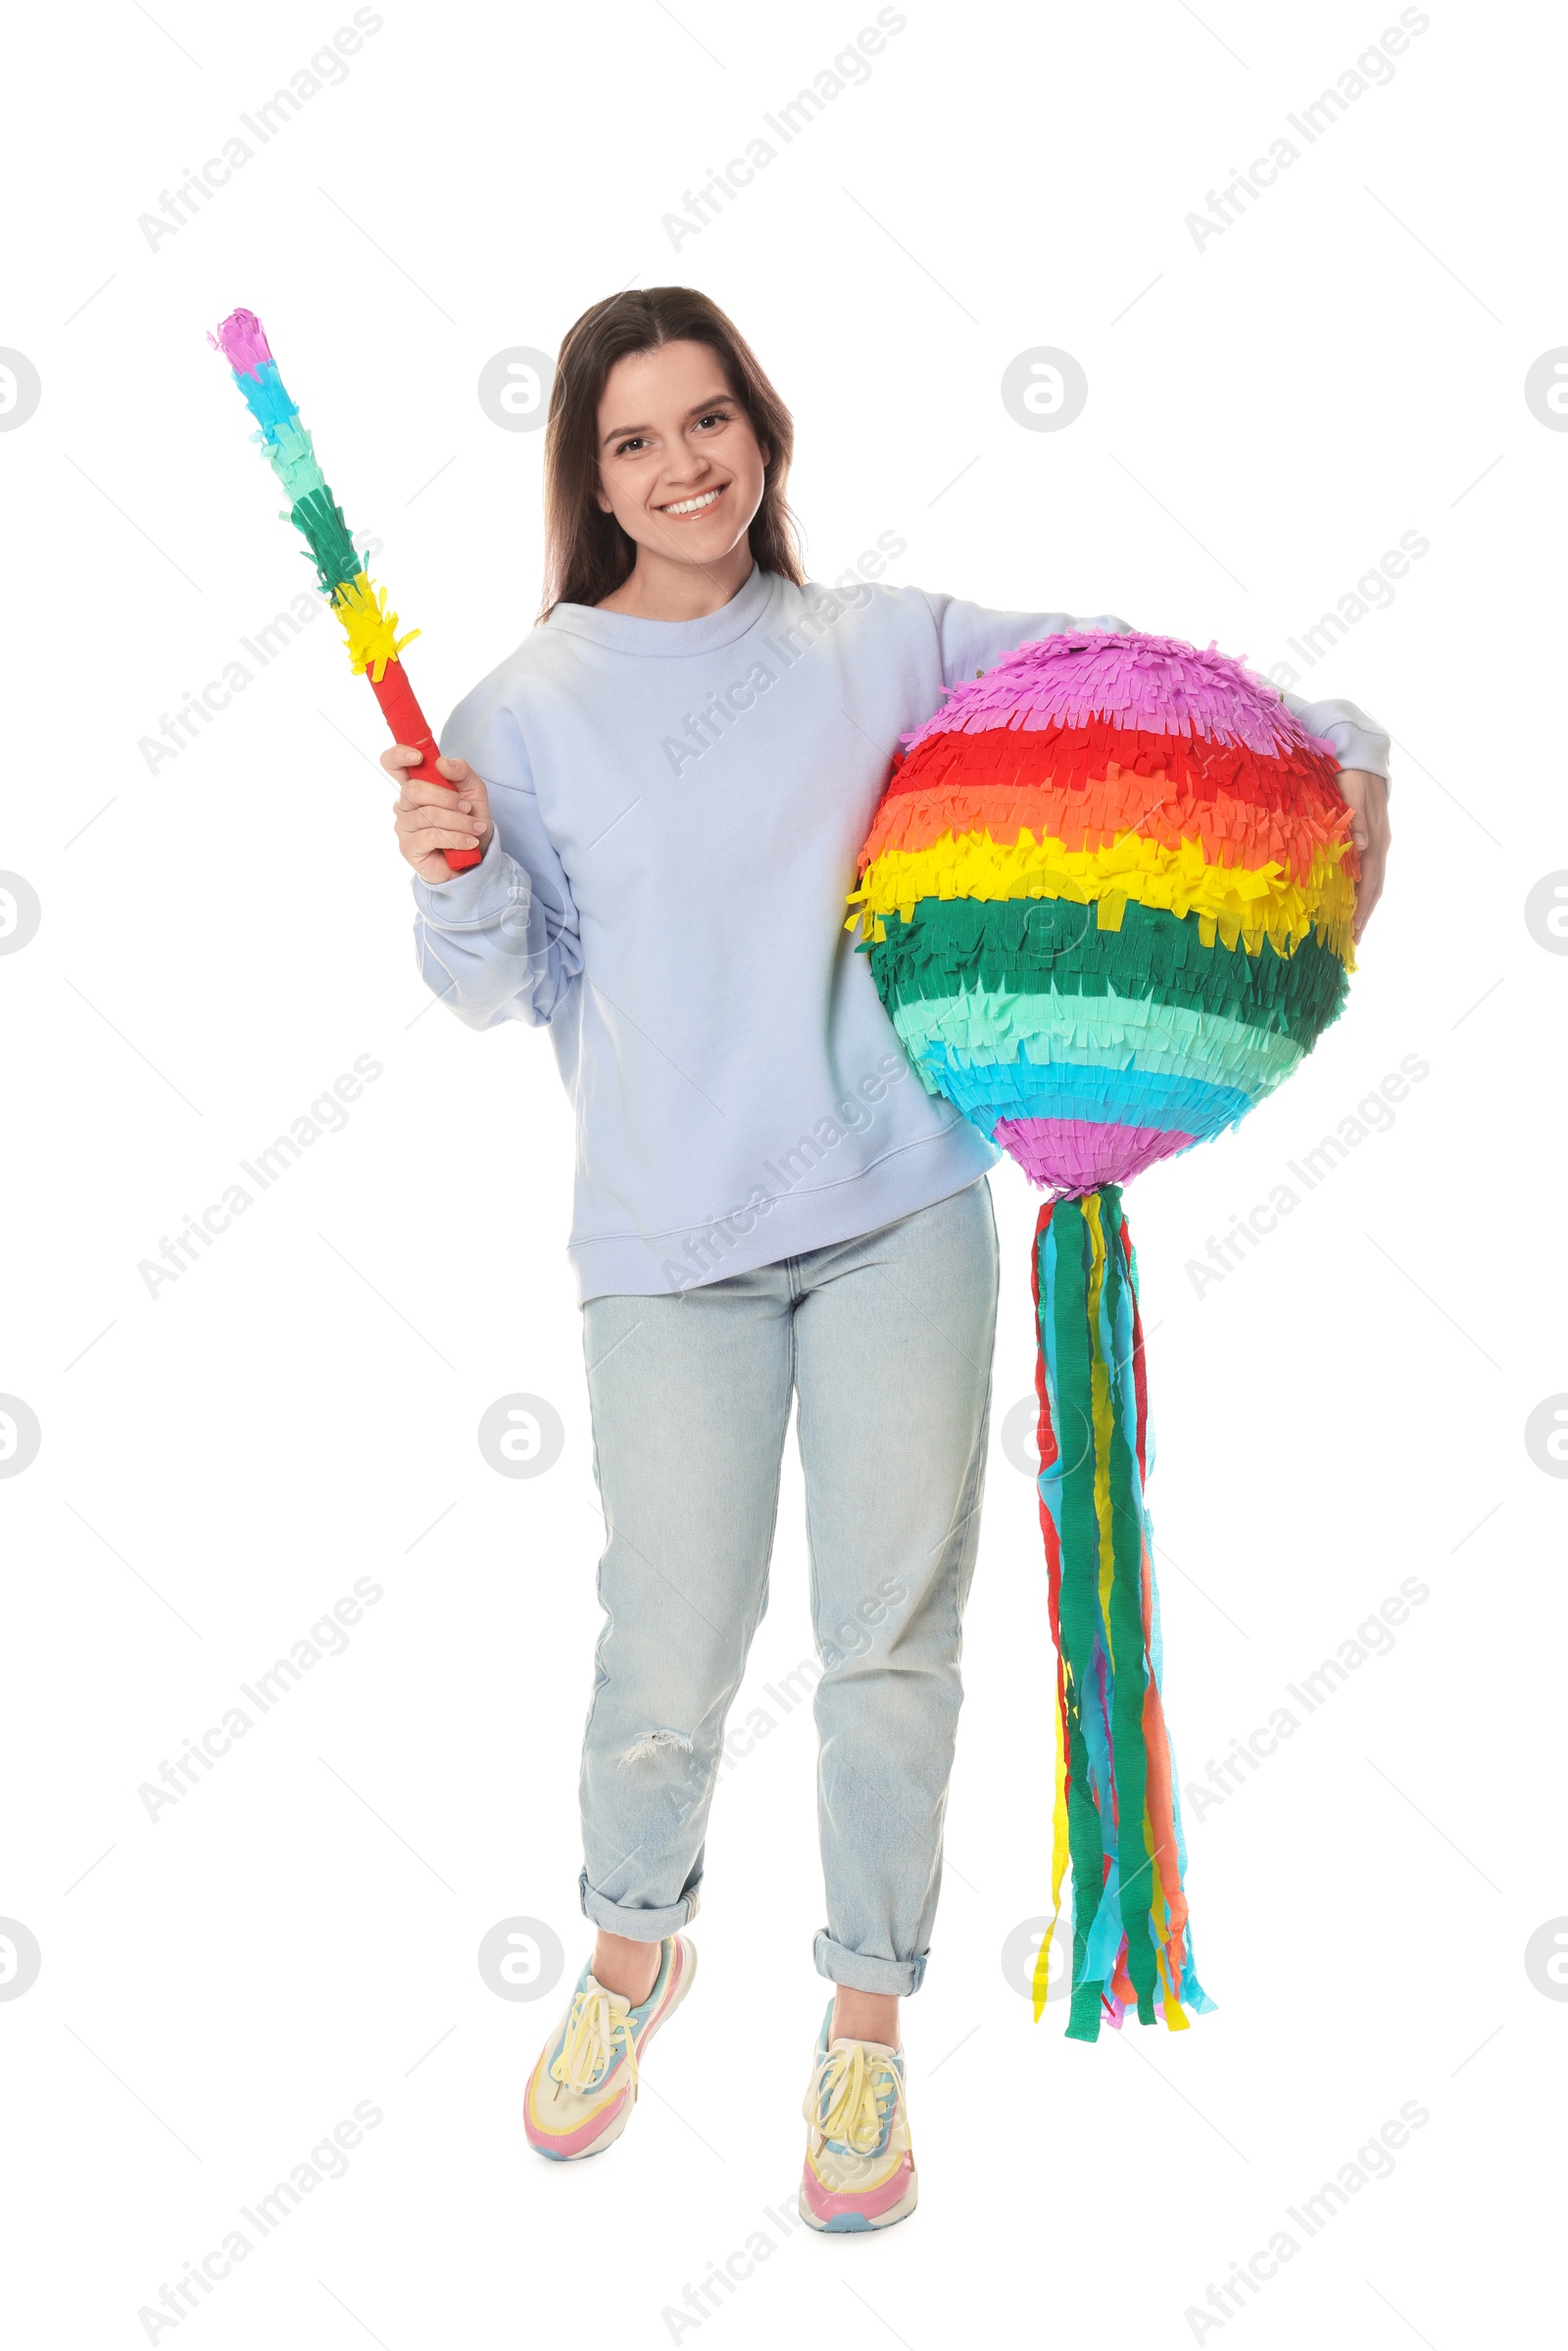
[600,393,737,449]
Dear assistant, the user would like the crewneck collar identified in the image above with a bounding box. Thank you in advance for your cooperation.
[543,561,775,657]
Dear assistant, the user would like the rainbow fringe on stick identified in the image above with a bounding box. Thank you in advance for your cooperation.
[209,309,416,680]
[209,308,478,866]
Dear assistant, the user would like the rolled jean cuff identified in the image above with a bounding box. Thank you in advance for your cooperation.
[579,1869,701,1940]
[813,1931,927,1996]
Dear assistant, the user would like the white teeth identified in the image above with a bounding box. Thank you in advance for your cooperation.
[662,486,722,515]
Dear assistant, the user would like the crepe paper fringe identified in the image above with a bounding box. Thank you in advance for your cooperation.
[893,988,1304,1181]
[930,1058,1250,1163]
[900,629,1339,762]
[210,306,413,668]
[881,710,1347,813]
[868,895,1351,1051]
[210,307,274,377]
[259,413,335,509]
[288,487,364,610]
[864,728,1351,886]
[893,981,1305,1097]
[852,827,1357,963]
[1002,1116,1195,1194]
[333,571,421,682]
[1029,1190,1213,2038]
[867,777,1341,892]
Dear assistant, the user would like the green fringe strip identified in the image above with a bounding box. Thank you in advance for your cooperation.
[867,894,1349,1051]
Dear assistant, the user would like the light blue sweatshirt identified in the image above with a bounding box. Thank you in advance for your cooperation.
[415,564,1389,1301]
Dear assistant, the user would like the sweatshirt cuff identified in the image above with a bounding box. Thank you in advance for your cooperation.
[1322,722,1390,783]
[410,829,512,925]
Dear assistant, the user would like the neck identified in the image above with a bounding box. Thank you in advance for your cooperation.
[596,546,755,621]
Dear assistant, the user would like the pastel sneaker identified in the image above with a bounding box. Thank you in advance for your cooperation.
[523,1935,696,2162]
[799,2007,918,2231]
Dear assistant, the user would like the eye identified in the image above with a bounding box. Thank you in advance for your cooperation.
[612,434,649,457]
[694,410,732,432]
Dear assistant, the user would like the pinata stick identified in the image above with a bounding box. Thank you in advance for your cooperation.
[365,659,446,784]
[209,307,479,872]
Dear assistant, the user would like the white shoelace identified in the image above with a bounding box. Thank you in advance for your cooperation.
[804,2042,899,2154]
[549,1983,641,2098]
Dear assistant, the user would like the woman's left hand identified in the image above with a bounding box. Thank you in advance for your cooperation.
[1337,768,1391,945]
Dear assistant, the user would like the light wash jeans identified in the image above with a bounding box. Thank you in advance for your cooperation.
[576,1176,1000,1994]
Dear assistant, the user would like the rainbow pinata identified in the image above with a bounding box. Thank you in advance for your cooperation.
[852,630,1356,1186]
[850,630,1359,2041]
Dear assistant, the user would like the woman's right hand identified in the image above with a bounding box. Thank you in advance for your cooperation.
[383,745,493,882]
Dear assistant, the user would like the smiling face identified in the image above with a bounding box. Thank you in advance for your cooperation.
[594,338,770,586]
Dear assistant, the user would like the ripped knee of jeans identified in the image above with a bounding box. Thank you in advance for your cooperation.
[616,1727,696,1767]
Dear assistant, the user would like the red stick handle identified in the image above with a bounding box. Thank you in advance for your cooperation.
[367,658,481,872]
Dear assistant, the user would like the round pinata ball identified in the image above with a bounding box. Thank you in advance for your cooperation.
[850,631,1360,1194]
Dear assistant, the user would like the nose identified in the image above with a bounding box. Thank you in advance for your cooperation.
[662,457,713,489]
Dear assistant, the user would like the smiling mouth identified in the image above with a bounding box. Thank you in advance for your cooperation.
[656,484,726,517]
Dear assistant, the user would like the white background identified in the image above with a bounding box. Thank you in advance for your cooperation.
[3,0,1562,2343]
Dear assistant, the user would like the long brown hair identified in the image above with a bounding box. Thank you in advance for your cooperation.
[538,287,805,620]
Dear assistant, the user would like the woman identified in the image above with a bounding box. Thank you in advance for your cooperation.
[388,287,1392,2230]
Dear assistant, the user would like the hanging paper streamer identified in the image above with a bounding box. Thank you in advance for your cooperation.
[209,308,479,871]
[850,631,1359,2039]
[1031,1186,1207,2038]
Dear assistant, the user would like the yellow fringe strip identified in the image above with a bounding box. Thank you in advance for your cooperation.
[851,825,1356,960]
[1154,1937,1191,2032]
[331,570,420,682]
[1084,1198,1118,1659]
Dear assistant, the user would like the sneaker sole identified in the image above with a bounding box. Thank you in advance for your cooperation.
[798,2166,918,2232]
[527,1936,698,2164]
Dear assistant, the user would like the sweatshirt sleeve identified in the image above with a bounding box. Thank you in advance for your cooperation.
[925,592,1393,792]
[409,689,583,1031]
[1278,690,1392,785]
[928,593,1135,691]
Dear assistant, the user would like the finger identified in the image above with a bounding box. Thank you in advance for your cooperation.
[403,821,486,857]
[397,776,485,814]
[394,790,485,831]
[380,743,422,778]
[399,827,484,864]
[432,755,471,784]
[1352,855,1386,942]
[396,805,486,842]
